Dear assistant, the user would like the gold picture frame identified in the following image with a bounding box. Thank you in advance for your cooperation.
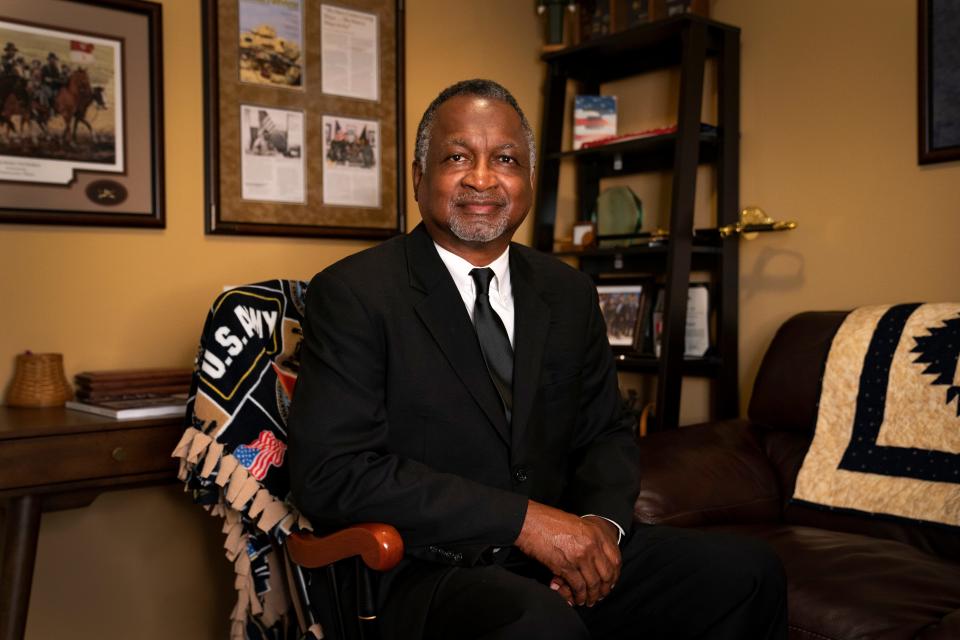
[204,0,405,238]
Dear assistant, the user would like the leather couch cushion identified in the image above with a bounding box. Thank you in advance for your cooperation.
[634,420,781,527]
[748,311,846,432]
[706,523,960,640]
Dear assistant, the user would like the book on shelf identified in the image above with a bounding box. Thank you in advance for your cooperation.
[630,282,656,353]
[65,394,188,420]
[581,125,677,149]
[574,95,618,150]
[74,367,193,383]
[72,367,192,404]
[579,122,717,150]
[77,376,191,391]
[75,384,191,402]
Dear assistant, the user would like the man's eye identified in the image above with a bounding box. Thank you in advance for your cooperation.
[498,155,517,164]
[447,153,465,162]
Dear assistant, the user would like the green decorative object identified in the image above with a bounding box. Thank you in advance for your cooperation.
[596,186,643,247]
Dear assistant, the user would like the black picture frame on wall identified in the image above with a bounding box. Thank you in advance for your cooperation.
[0,0,165,227]
[203,0,405,239]
[919,0,960,165]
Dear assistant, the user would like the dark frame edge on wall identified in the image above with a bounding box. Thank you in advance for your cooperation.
[918,0,960,165]
[203,0,406,239]
[0,0,165,227]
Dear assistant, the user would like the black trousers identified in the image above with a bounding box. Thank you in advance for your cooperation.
[381,525,787,640]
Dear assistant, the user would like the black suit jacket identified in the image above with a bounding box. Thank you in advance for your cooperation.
[288,224,640,568]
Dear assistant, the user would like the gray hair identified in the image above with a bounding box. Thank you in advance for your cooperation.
[414,79,536,175]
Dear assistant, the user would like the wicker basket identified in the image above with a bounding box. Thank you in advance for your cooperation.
[5,352,74,407]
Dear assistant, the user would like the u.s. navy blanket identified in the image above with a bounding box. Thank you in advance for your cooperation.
[172,280,319,640]
[793,303,960,527]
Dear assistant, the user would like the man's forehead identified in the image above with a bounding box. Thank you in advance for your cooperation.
[430,95,526,144]
[434,95,522,128]
[440,137,522,150]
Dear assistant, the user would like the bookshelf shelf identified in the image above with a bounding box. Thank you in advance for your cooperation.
[612,353,722,377]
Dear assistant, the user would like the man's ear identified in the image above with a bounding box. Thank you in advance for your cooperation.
[412,161,423,202]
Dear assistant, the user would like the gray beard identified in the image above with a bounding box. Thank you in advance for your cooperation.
[448,211,510,243]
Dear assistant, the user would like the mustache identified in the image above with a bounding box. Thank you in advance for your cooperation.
[453,194,507,207]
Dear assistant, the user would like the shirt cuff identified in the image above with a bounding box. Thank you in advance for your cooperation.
[581,514,624,544]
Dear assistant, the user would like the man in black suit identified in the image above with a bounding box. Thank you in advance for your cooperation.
[289,79,786,639]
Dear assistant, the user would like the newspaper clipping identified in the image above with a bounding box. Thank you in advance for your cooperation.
[320,4,378,101]
[322,114,379,208]
[240,105,305,203]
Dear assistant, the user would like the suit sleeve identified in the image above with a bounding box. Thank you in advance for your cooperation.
[287,269,528,556]
[562,281,641,534]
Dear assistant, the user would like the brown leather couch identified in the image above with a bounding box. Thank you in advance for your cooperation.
[634,311,960,640]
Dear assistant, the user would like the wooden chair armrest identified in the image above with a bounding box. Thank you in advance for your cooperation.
[286,523,404,572]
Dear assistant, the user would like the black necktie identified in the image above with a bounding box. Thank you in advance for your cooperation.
[470,268,513,422]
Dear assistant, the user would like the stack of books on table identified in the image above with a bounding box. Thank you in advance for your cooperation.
[65,368,192,420]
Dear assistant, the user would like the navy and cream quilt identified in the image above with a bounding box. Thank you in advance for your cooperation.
[793,303,960,527]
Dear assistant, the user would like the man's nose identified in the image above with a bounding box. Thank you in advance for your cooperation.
[462,158,496,191]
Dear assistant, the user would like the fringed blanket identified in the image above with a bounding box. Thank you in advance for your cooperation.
[171,280,321,640]
[793,303,960,527]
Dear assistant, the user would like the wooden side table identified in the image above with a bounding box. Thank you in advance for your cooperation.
[0,407,185,640]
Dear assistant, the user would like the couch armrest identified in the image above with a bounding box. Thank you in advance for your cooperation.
[634,419,782,527]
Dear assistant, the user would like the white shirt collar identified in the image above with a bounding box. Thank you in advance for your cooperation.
[433,242,511,303]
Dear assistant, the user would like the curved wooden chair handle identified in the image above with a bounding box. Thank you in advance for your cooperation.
[286,523,404,572]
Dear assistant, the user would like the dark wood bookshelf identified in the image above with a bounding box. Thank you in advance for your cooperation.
[533,15,741,430]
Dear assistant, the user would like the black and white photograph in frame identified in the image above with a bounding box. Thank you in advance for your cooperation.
[240,104,305,204]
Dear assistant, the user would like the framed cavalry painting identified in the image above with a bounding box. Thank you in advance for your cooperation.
[203,0,405,238]
[0,0,165,227]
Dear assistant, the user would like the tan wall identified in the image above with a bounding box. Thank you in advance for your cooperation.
[1,1,542,638]
[712,0,960,407]
[3,0,959,636]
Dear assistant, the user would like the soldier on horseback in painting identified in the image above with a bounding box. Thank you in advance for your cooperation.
[1,43,19,76]
[39,53,65,110]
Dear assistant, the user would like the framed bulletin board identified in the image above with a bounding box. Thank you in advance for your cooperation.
[204,0,405,238]
[918,0,960,165]
[0,0,165,227]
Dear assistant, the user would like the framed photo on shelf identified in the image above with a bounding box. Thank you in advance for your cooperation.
[204,0,405,238]
[0,0,164,227]
[918,0,960,165]
[572,221,597,248]
[650,282,711,358]
[596,281,648,348]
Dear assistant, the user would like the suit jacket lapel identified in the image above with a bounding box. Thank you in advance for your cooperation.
[509,247,550,454]
[406,225,511,445]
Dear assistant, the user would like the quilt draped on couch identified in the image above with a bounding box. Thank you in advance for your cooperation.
[794,302,960,528]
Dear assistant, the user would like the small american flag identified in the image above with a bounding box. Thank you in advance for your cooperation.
[233,430,286,480]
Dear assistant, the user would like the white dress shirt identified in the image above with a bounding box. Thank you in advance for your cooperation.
[433,242,514,345]
[432,241,625,544]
